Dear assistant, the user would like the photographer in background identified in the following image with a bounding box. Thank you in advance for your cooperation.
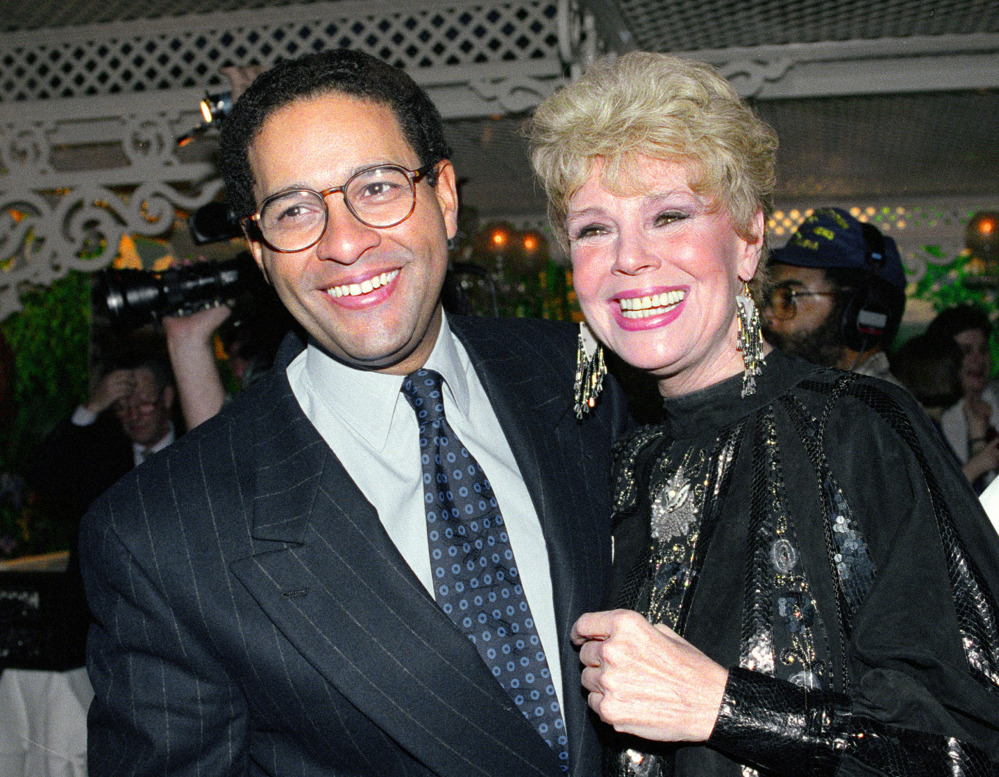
[163,304,233,430]
[27,351,177,534]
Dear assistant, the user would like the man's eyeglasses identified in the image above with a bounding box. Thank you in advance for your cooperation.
[764,284,849,321]
[241,162,436,253]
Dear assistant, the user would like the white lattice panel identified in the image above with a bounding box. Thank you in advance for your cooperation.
[616,0,999,53]
[0,0,562,103]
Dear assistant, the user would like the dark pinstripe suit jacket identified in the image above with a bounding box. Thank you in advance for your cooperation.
[80,315,631,777]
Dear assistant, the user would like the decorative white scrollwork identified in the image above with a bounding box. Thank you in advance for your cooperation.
[467,76,564,114]
[0,179,224,318]
[716,57,793,98]
[2,126,53,175]
[122,116,179,166]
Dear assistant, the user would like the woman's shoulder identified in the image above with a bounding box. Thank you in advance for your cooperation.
[613,423,668,461]
[780,357,925,423]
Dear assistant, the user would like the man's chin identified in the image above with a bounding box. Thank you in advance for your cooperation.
[762,328,840,369]
[128,429,161,447]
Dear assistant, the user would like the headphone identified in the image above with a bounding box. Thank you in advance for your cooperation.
[839,222,895,353]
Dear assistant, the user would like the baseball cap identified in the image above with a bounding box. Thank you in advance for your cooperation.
[771,207,906,290]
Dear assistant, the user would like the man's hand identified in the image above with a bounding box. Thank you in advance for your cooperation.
[85,369,136,415]
[163,304,232,349]
[571,609,729,743]
[220,65,266,101]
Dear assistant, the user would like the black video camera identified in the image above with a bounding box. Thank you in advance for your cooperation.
[94,254,261,330]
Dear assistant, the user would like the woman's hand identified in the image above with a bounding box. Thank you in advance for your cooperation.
[571,609,729,743]
[963,436,999,483]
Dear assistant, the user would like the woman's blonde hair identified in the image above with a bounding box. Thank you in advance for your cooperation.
[528,52,778,262]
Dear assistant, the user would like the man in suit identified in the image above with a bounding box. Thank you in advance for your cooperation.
[80,49,629,777]
[30,355,177,523]
[27,352,176,665]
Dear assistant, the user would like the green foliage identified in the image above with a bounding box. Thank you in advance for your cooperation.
[910,247,998,312]
[2,272,91,470]
[908,247,999,374]
[0,272,90,557]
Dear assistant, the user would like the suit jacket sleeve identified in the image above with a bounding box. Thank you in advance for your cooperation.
[82,477,251,776]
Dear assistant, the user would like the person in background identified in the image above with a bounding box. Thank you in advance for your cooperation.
[528,50,999,776]
[28,351,176,529]
[761,207,906,385]
[890,330,999,486]
[26,350,176,666]
[80,48,629,777]
[926,304,999,493]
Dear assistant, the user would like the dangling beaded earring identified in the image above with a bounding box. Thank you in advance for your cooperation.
[574,321,606,418]
[736,283,764,398]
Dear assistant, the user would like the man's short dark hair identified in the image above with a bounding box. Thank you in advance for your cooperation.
[219,49,452,222]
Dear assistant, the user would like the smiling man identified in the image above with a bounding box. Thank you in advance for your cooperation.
[79,49,629,777]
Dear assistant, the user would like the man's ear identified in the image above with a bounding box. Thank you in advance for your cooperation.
[245,230,272,285]
[433,160,459,241]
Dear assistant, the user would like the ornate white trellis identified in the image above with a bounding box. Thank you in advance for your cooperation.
[2,0,997,320]
[0,0,579,319]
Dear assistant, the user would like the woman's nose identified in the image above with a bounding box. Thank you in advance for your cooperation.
[610,231,660,276]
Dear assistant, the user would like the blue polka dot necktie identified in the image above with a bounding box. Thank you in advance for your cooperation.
[402,369,569,771]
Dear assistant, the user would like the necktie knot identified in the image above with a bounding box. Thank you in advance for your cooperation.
[402,369,446,426]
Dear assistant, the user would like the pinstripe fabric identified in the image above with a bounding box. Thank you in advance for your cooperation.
[80,316,630,777]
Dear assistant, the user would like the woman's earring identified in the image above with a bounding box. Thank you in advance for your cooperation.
[574,321,606,418]
[736,285,764,398]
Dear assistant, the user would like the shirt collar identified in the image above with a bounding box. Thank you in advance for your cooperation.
[133,422,175,460]
[300,313,469,451]
[424,315,471,419]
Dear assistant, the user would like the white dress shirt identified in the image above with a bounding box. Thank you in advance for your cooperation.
[286,315,565,713]
[978,477,999,536]
[70,404,175,466]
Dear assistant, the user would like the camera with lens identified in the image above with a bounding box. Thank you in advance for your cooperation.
[94,254,262,330]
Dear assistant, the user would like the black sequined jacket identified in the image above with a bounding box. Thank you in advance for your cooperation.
[608,348,999,777]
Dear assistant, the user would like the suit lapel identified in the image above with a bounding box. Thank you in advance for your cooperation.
[450,317,606,773]
[230,349,560,777]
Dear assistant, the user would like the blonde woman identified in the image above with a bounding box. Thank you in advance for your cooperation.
[530,51,999,776]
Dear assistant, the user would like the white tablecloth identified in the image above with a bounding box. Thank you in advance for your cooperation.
[0,668,92,777]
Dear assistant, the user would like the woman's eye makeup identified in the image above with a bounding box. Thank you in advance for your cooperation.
[653,210,686,227]
[569,222,607,241]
